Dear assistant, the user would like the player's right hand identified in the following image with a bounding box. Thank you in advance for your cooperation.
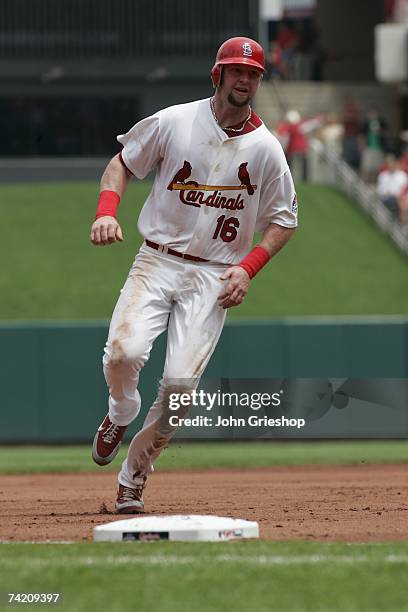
[90,216,124,246]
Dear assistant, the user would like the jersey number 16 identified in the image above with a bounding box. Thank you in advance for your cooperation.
[212,215,239,243]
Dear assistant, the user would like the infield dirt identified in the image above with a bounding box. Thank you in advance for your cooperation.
[1,464,407,542]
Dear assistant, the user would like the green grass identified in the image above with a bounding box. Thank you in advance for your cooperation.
[0,181,407,319]
[1,442,406,611]
[0,441,406,475]
[1,542,408,611]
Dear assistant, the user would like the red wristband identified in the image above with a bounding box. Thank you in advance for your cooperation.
[239,246,270,279]
[95,190,120,219]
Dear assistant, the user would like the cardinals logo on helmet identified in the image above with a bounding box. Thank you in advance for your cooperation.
[242,42,253,57]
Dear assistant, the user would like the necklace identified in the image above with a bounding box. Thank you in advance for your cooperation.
[210,97,252,133]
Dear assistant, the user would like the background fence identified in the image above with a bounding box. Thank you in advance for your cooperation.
[2,318,407,442]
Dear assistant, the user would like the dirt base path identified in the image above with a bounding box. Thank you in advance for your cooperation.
[1,464,407,542]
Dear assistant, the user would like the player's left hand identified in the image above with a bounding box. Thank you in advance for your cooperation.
[218,266,250,309]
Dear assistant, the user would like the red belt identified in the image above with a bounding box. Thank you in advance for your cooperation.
[145,240,209,263]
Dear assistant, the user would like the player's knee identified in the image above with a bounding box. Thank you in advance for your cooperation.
[104,336,149,370]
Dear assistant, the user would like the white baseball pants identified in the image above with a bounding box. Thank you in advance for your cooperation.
[102,244,228,487]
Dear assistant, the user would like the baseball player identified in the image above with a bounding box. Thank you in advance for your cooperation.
[90,37,298,513]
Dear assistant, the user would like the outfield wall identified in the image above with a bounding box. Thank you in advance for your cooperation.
[1,318,407,442]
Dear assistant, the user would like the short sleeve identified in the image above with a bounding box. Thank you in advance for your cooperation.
[255,169,298,232]
[117,114,162,179]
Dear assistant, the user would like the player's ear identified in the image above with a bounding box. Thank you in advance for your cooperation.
[211,66,220,88]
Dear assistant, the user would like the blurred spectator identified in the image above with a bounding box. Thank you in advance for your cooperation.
[318,113,344,153]
[377,155,408,217]
[384,0,408,21]
[399,184,408,225]
[384,0,395,20]
[276,110,323,181]
[392,144,408,225]
[360,106,388,183]
[400,148,408,173]
[265,41,287,81]
[276,21,297,54]
[276,21,298,78]
[341,96,361,171]
[269,19,321,81]
[393,0,408,21]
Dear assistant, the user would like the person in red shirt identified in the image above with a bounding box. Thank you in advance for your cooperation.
[399,140,408,173]
[276,110,323,181]
[265,40,287,80]
[276,21,298,78]
[276,21,297,52]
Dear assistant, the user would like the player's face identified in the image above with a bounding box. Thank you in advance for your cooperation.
[220,64,263,107]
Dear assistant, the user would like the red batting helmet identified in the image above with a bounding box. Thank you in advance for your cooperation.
[211,37,265,87]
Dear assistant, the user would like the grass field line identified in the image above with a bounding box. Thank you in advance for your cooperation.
[3,553,408,567]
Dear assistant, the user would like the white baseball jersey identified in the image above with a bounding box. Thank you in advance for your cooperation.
[117,97,297,265]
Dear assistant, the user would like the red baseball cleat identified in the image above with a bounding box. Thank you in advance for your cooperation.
[92,414,127,466]
[116,482,146,514]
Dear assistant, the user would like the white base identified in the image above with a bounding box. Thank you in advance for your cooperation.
[93,514,259,542]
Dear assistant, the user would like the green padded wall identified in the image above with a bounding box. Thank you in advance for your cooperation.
[1,319,407,442]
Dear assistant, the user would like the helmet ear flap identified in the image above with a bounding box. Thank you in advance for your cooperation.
[211,65,221,88]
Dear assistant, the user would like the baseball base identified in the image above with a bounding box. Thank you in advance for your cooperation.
[93,514,259,542]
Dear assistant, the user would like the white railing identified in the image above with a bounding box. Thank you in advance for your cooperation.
[310,138,408,256]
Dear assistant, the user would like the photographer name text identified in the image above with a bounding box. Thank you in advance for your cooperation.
[169,414,306,429]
